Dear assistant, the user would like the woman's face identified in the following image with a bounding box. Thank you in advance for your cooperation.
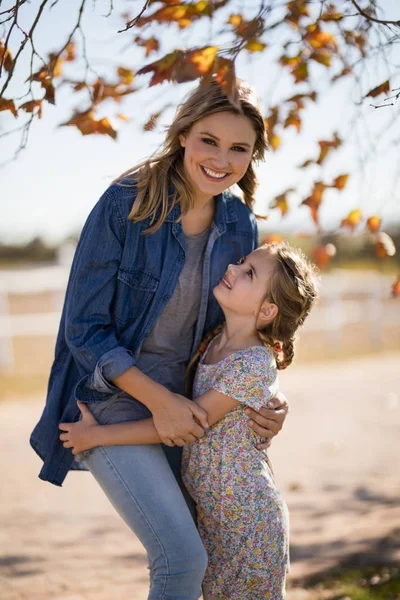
[179,111,257,203]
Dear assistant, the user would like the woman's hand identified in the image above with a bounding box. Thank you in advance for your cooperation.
[246,392,289,450]
[152,393,209,447]
[59,402,100,455]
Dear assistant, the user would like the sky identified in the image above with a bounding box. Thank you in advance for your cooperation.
[1,0,400,244]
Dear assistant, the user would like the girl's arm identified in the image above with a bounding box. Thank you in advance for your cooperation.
[60,392,239,455]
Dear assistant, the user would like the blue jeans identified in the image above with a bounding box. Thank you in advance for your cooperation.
[83,443,207,600]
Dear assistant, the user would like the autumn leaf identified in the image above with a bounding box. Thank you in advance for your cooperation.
[313,243,336,268]
[332,174,349,190]
[286,0,309,26]
[263,234,283,245]
[302,181,326,226]
[366,216,381,233]
[392,276,400,298]
[60,110,117,139]
[0,41,13,73]
[137,47,219,86]
[270,191,293,216]
[284,110,301,132]
[0,97,18,117]
[144,112,161,131]
[316,133,341,165]
[136,1,227,29]
[299,158,314,168]
[310,50,331,67]
[228,14,242,27]
[20,100,43,119]
[245,40,266,53]
[375,232,396,259]
[305,28,337,51]
[212,56,237,101]
[292,61,309,83]
[341,209,362,230]
[117,67,135,85]
[366,80,390,98]
[321,9,343,22]
[134,35,160,58]
[64,41,76,62]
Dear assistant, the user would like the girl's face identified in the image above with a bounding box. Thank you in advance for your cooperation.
[179,111,257,203]
[214,248,277,323]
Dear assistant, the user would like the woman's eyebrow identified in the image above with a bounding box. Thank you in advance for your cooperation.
[199,131,252,148]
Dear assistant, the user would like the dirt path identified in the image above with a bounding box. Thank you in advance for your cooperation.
[1,353,400,599]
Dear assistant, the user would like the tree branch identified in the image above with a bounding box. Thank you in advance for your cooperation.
[350,0,400,27]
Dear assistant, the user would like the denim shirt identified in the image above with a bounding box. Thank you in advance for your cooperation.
[30,181,258,486]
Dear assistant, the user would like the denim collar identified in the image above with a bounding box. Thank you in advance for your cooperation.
[164,190,238,225]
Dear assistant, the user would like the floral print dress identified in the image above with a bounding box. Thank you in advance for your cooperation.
[181,340,289,600]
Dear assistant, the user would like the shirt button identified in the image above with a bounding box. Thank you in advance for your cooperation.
[163,294,170,301]
[180,254,185,262]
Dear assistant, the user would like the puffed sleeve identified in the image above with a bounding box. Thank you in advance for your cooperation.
[212,346,278,410]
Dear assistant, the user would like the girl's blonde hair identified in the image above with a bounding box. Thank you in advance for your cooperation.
[257,242,319,370]
[117,78,267,233]
[186,242,318,394]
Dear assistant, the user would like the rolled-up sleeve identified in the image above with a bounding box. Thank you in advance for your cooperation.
[64,186,136,396]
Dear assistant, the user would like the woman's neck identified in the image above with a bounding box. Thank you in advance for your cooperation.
[181,194,216,235]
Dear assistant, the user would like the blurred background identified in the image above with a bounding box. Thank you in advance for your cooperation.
[1,0,400,598]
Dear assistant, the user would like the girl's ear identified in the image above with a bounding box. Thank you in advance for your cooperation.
[258,302,278,325]
[179,134,186,148]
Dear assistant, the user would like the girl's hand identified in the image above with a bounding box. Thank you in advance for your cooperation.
[246,392,289,450]
[59,401,100,455]
[152,393,209,447]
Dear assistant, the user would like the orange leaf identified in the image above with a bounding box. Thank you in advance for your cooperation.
[284,110,301,132]
[313,243,336,268]
[117,67,135,85]
[144,112,161,131]
[263,234,283,245]
[366,216,381,233]
[299,159,314,168]
[306,29,337,50]
[213,56,237,100]
[137,51,181,86]
[244,40,266,52]
[60,110,117,139]
[0,42,13,73]
[302,182,326,226]
[270,193,290,216]
[366,80,390,98]
[332,174,349,190]
[64,41,76,62]
[228,14,243,27]
[0,97,18,117]
[134,35,160,58]
[392,275,400,298]
[270,134,281,151]
[20,100,43,119]
[187,46,218,76]
[292,61,309,83]
[316,134,341,165]
[310,50,331,67]
[341,209,362,230]
[117,113,129,122]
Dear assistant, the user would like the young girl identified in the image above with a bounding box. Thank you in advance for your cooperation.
[60,241,318,599]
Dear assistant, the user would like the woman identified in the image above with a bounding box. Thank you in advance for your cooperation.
[31,78,289,600]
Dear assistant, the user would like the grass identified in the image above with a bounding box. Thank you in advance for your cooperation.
[288,566,400,599]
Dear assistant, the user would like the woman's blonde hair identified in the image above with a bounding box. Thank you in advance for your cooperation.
[117,78,267,233]
[186,242,318,394]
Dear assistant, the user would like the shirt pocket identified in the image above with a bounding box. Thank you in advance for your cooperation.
[112,267,159,325]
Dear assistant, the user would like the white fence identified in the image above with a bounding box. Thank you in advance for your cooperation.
[0,264,398,370]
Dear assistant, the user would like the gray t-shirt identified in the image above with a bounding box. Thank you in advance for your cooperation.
[135,228,209,396]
